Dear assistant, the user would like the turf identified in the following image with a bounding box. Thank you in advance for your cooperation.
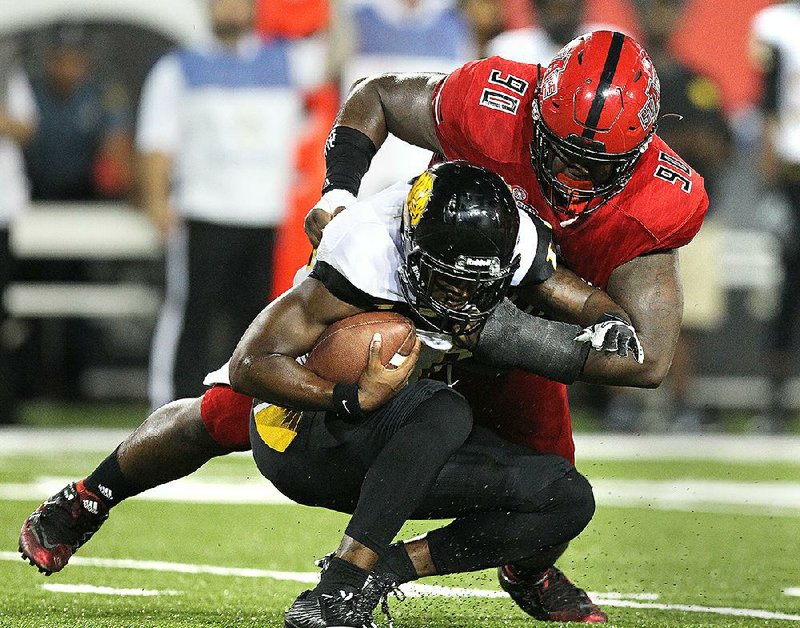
[1,449,799,627]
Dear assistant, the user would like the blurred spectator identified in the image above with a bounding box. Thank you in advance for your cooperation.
[139,0,326,407]
[0,44,37,423]
[751,0,800,431]
[458,0,505,58]
[24,25,133,201]
[330,0,475,195]
[487,0,623,63]
[603,0,732,432]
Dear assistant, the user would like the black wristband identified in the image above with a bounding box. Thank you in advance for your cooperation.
[332,382,366,421]
[321,126,377,196]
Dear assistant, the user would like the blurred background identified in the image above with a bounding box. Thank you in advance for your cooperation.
[0,0,797,435]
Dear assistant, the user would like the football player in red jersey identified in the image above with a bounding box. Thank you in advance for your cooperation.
[303,30,708,622]
[20,31,705,624]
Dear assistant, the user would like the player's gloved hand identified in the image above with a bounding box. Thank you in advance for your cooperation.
[574,313,644,363]
[357,332,421,412]
[304,190,356,248]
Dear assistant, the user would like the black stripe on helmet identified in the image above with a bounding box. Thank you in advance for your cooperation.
[581,31,626,140]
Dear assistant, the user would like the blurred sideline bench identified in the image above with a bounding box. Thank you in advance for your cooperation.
[6,202,162,319]
[1,203,786,408]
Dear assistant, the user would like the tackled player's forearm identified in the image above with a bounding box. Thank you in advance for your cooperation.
[229,282,357,412]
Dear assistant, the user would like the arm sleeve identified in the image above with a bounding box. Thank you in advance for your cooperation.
[136,54,183,155]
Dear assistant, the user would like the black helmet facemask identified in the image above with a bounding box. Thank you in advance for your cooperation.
[398,162,520,337]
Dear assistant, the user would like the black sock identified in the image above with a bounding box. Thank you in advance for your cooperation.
[373,542,418,584]
[314,557,370,595]
[83,447,142,508]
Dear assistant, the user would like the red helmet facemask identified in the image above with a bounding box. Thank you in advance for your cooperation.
[531,30,660,219]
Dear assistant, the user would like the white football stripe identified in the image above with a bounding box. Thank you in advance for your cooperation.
[2,553,797,622]
[2,428,800,462]
[41,583,179,597]
[3,477,800,515]
[786,588,800,597]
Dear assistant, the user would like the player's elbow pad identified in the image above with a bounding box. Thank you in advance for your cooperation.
[473,299,590,384]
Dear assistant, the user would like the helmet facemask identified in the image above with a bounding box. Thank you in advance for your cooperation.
[531,31,661,220]
[398,245,518,337]
[398,163,521,338]
[531,97,653,218]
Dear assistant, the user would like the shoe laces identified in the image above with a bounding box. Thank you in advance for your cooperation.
[315,553,406,627]
[363,572,405,628]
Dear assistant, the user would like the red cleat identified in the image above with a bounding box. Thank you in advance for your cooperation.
[498,565,608,623]
[19,482,108,575]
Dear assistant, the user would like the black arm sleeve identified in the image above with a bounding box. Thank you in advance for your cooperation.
[321,126,378,195]
[473,299,590,384]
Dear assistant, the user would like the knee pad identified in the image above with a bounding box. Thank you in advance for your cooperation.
[546,469,596,533]
[420,388,473,448]
[199,385,253,451]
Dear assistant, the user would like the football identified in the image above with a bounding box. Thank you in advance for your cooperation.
[304,311,416,384]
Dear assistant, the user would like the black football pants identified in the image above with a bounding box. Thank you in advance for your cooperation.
[251,380,595,574]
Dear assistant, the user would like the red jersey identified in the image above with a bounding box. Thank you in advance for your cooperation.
[433,57,709,461]
[433,56,708,289]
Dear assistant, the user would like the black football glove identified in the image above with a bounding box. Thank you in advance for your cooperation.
[575,313,644,363]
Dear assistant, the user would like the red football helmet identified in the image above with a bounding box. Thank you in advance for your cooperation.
[531,30,660,218]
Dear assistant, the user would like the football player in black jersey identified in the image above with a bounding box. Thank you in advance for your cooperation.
[230,163,595,628]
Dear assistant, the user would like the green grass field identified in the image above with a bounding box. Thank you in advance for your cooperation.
[1,429,799,627]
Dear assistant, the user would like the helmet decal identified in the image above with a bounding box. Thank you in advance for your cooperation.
[407,171,435,227]
[637,58,661,131]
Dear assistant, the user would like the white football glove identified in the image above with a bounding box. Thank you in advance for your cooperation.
[575,314,644,364]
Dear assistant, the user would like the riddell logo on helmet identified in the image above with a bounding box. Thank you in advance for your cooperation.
[456,255,501,275]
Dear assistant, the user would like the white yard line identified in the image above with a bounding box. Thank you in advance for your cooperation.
[41,583,180,596]
[786,588,800,597]
[2,477,799,516]
[3,427,800,462]
[2,553,797,621]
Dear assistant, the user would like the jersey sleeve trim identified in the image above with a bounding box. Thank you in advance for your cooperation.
[310,261,396,310]
[518,214,557,286]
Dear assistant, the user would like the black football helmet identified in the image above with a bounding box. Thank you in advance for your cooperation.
[398,161,521,335]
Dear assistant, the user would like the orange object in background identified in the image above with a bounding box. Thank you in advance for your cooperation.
[255,0,330,38]
[253,0,334,297]
[670,0,773,115]
[270,82,340,299]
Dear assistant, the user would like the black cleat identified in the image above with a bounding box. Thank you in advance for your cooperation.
[284,589,378,628]
[19,482,108,575]
[498,565,608,623]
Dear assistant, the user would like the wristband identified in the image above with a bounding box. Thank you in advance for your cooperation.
[315,189,357,216]
[332,382,366,421]
[321,126,377,196]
